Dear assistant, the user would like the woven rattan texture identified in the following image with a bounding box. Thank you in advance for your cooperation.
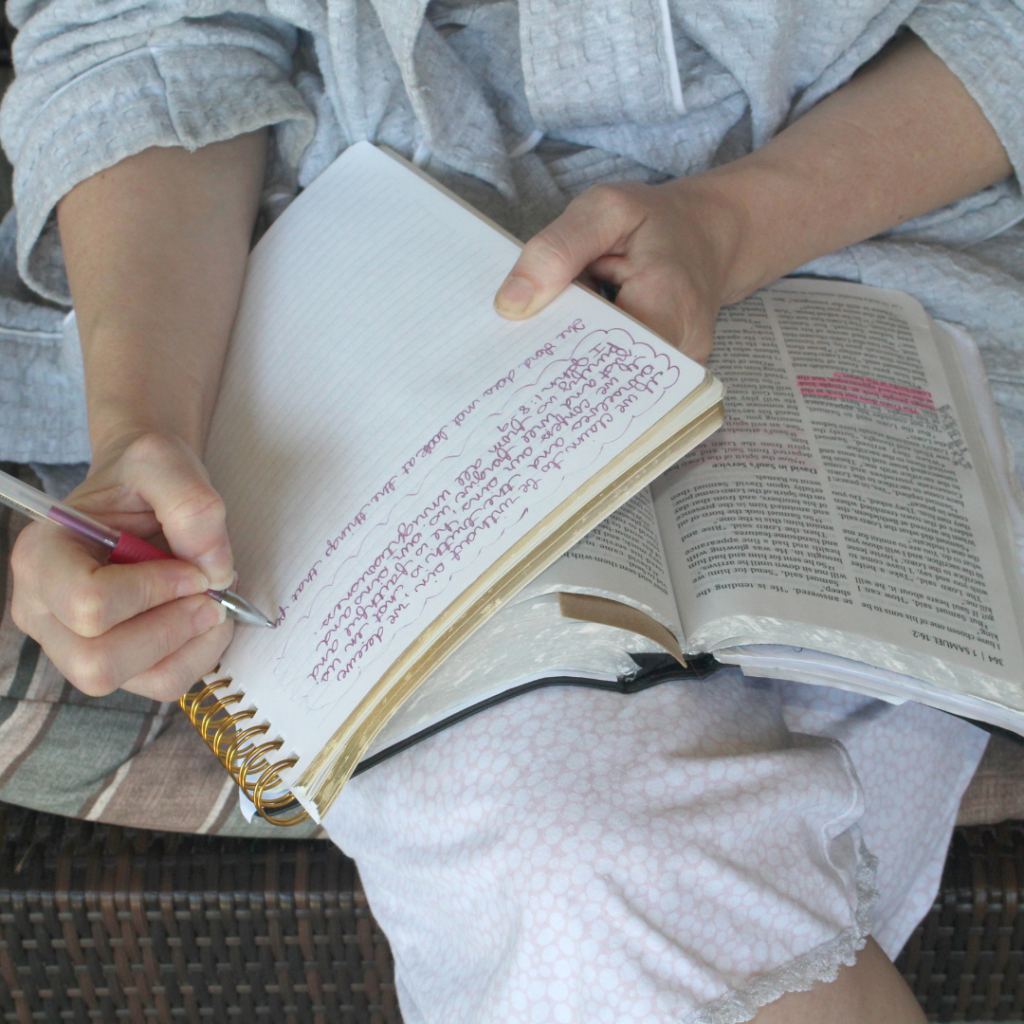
[896,821,1024,1022]
[5,803,1024,1023]
[0,804,399,1024]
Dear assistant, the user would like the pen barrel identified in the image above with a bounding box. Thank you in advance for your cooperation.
[47,505,119,548]
[109,532,174,564]
[0,467,105,530]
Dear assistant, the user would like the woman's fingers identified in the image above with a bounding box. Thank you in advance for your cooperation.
[12,522,210,637]
[21,593,229,698]
[494,184,643,319]
[615,265,717,363]
[120,618,235,702]
[98,434,234,589]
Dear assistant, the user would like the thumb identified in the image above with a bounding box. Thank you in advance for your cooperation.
[494,185,641,320]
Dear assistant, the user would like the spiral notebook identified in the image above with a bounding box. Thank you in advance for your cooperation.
[178,143,725,824]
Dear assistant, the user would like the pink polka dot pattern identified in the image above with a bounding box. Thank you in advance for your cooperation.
[321,667,986,1023]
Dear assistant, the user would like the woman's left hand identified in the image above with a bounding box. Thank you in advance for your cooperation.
[495,35,1013,364]
[494,177,746,364]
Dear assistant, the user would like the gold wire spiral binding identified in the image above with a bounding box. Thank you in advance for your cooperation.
[179,670,309,826]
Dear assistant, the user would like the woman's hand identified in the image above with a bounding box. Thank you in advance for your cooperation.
[495,177,745,364]
[11,433,235,701]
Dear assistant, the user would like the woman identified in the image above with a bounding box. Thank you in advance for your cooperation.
[4,0,1023,1018]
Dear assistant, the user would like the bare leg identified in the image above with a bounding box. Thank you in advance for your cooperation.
[751,938,926,1024]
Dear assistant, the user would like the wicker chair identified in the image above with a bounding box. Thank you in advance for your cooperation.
[0,804,397,1024]
[897,823,1024,1022]
[2,803,1024,1023]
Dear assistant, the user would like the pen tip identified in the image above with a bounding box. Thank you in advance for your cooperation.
[208,588,277,629]
[245,603,276,629]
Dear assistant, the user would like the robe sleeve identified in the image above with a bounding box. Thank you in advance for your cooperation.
[0,0,315,302]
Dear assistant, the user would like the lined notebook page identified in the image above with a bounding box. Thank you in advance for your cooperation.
[205,143,709,772]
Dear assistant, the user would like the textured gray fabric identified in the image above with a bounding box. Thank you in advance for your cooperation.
[517,0,684,129]
[0,0,1022,470]
[0,206,88,463]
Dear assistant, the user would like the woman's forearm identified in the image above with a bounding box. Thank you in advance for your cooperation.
[705,32,1012,303]
[494,33,1012,357]
[9,135,266,698]
[57,131,268,460]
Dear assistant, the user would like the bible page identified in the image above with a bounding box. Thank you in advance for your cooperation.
[203,143,718,813]
[652,278,1024,708]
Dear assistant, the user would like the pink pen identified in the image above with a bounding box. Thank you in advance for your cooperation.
[0,467,273,627]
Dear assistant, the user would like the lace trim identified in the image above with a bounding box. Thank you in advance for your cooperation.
[687,840,880,1024]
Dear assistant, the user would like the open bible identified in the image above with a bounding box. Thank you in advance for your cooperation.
[184,143,724,823]
[366,276,1024,777]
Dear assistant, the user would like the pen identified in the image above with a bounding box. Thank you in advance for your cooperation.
[0,467,274,628]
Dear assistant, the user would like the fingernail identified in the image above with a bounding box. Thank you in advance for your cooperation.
[207,570,239,595]
[198,557,234,592]
[178,571,210,599]
[196,599,228,632]
[495,276,534,316]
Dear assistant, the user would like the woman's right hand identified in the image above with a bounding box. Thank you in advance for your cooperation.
[10,433,235,702]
